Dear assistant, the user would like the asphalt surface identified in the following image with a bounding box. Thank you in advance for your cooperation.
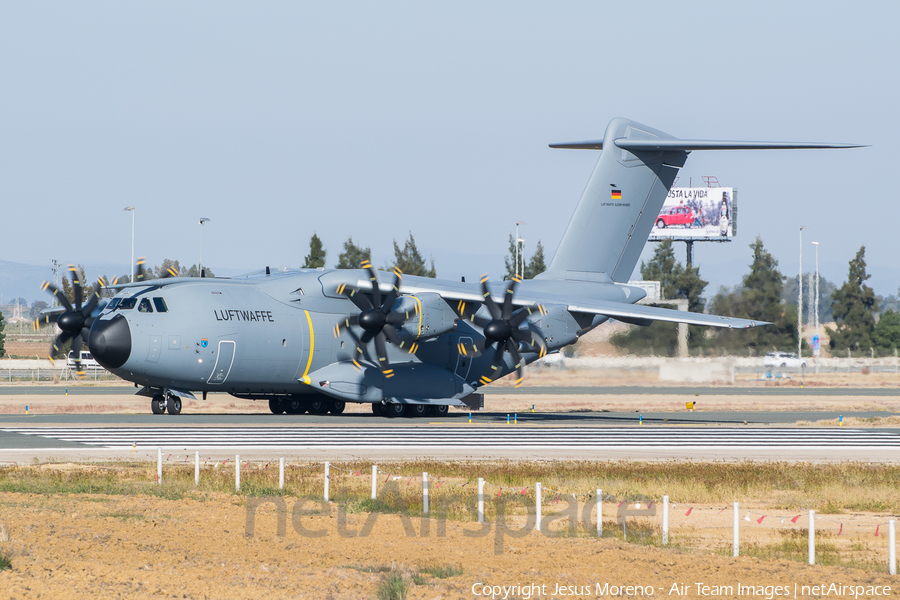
[1,385,898,396]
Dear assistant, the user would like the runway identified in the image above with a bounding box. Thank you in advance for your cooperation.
[2,422,899,463]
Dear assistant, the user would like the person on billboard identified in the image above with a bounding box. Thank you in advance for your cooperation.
[691,204,702,228]
[719,192,729,236]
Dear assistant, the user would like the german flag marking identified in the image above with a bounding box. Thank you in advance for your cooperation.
[611,190,622,200]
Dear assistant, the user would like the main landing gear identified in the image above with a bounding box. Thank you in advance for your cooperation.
[372,403,448,418]
[150,392,182,415]
[267,396,346,415]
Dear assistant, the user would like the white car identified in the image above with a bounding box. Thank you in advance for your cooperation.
[763,351,807,369]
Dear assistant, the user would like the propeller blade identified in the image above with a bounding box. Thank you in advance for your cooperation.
[71,333,86,378]
[373,333,393,378]
[361,260,381,307]
[480,274,502,320]
[33,312,60,331]
[479,344,507,386]
[40,281,73,312]
[506,339,525,388]
[381,267,402,313]
[161,266,179,278]
[383,326,419,355]
[81,282,104,317]
[360,329,375,344]
[333,315,359,338]
[512,329,548,358]
[135,257,148,282]
[501,276,521,320]
[68,265,83,310]
[457,337,487,358]
[50,331,75,363]
[509,303,545,328]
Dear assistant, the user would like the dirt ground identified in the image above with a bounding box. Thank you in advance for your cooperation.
[0,487,897,600]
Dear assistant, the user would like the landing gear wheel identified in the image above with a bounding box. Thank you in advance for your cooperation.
[284,397,306,415]
[166,395,182,415]
[384,403,405,418]
[428,405,449,417]
[151,395,165,415]
[329,400,346,415]
[269,398,285,414]
[307,399,329,415]
[371,403,385,416]
[405,404,428,418]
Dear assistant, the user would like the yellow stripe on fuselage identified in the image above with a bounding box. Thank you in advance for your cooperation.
[301,310,315,384]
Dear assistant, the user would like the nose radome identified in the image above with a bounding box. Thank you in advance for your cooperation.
[88,314,132,370]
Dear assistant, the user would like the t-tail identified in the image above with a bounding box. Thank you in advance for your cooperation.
[535,117,863,283]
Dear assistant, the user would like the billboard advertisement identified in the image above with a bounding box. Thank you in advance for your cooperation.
[648,187,737,241]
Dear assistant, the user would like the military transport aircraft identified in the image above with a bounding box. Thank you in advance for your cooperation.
[34,118,860,417]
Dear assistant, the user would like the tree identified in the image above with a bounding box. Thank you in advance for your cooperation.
[391,232,436,277]
[610,239,708,356]
[873,310,900,353]
[303,233,327,269]
[524,240,547,279]
[29,300,48,321]
[154,259,185,278]
[0,310,5,357]
[784,274,837,324]
[827,246,878,353]
[708,236,798,353]
[185,264,215,278]
[504,235,547,280]
[335,237,372,269]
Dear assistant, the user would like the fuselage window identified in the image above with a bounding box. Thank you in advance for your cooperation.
[119,298,137,310]
[138,298,153,313]
[153,297,169,313]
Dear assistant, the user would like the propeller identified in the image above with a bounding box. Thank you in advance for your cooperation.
[333,261,420,378]
[458,274,548,388]
[33,265,105,377]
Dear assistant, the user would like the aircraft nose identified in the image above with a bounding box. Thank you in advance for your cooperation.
[88,314,132,370]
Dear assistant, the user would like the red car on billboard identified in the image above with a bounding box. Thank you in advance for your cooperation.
[655,205,698,228]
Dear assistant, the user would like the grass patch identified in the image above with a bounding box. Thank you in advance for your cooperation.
[96,511,145,522]
[419,563,463,579]
[0,550,11,571]
[740,530,842,566]
[376,571,409,600]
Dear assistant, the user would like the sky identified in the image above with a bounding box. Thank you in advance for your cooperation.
[2,1,898,302]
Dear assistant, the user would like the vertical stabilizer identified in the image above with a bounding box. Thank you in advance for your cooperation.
[537,118,687,283]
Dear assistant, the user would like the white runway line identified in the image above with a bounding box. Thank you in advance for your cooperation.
[3,426,899,449]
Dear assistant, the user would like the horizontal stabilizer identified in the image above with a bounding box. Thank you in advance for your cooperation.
[568,300,769,329]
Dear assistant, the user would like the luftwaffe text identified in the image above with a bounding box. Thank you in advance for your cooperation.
[213,309,275,322]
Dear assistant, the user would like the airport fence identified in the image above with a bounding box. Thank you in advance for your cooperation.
[151,450,899,572]
[0,368,121,383]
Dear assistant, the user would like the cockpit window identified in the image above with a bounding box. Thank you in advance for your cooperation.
[119,298,137,310]
[106,298,121,310]
[153,297,168,313]
[138,298,153,313]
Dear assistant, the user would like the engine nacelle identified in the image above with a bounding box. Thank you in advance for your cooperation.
[393,293,458,340]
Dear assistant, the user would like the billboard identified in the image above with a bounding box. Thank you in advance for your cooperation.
[648,187,737,241]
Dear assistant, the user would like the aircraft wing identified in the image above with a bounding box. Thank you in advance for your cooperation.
[566,300,767,329]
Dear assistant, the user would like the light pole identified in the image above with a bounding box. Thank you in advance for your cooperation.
[515,221,526,279]
[798,226,809,360]
[812,241,820,372]
[199,218,211,277]
[124,207,135,281]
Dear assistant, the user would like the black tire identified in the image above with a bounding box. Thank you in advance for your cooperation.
[384,403,405,418]
[284,397,306,415]
[405,404,428,418]
[268,398,285,414]
[428,405,449,417]
[151,395,165,415]
[780,362,787,368]
[307,399,329,415]
[371,403,385,416]
[656,219,666,228]
[167,395,182,415]
[329,400,346,415]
